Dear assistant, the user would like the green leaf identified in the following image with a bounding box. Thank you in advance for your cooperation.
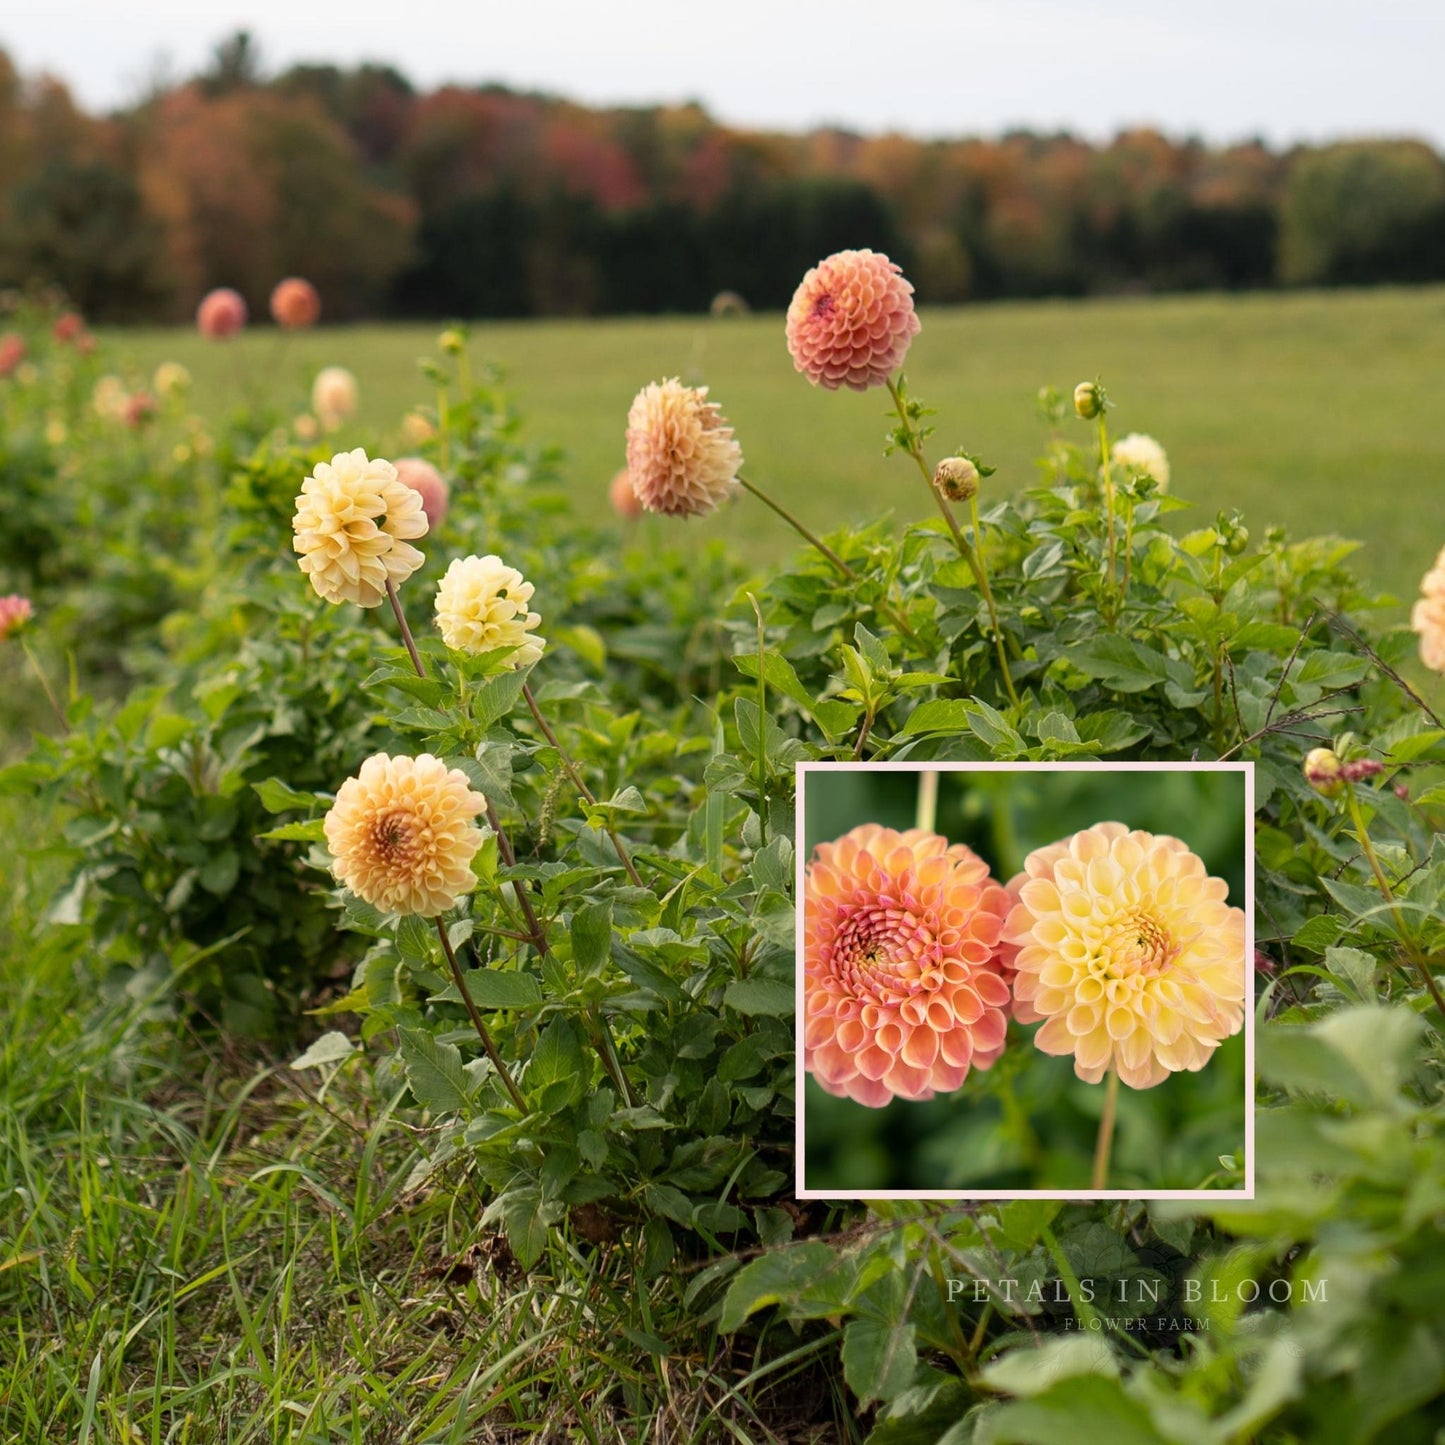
[986,1375,1170,1445]
[994,1199,1062,1251]
[465,742,515,807]
[842,1320,917,1409]
[494,1185,550,1270]
[1291,914,1344,952]
[718,1242,841,1331]
[1296,651,1371,689]
[1069,635,1187,694]
[252,777,323,814]
[471,670,527,730]
[398,1027,473,1117]
[290,1031,357,1069]
[454,970,543,1010]
[981,1335,1118,1397]
[570,901,612,972]
[257,819,327,843]
[732,650,814,713]
[900,700,974,736]
[528,1019,586,1109]
[723,978,795,1017]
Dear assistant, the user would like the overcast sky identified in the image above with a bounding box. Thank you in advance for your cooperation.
[5,0,1444,147]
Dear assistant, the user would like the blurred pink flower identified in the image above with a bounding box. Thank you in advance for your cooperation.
[1411,545,1445,673]
[609,467,643,520]
[624,379,741,518]
[122,391,157,429]
[1001,822,1246,1090]
[197,288,247,339]
[785,249,920,391]
[394,457,449,531]
[52,312,85,346]
[270,277,321,329]
[0,333,26,377]
[804,824,1012,1108]
[0,594,33,640]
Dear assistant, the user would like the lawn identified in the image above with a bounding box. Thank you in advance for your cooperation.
[108,284,1445,608]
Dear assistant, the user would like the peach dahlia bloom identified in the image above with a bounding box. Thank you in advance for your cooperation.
[785,249,920,391]
[312,366,359,429]
[434,554,544,667]
[624,379,741,517]
[609,466,643,520]
[325,752,486,916]
[270,276,321,329]
[804,825,1013,1108]
[196,287,247,339]
[1001,823,1245,1090]
[394,457,448,531]
[292,448,428,607]
[1411,545,1445,673]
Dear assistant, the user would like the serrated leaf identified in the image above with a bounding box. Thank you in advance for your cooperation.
[253,777,323,814]
[290,1031,357,1069]
[398,1027,474,1116]
[723,978,795,1017]
[570,901,612,972]
[455,970,544,1010]
[900,700,974,736]
[718,1243,841,1331]
[528,1019,586,1108]
[258,819,327,843]
[471,670,527,729]
[842,1319,917,1408]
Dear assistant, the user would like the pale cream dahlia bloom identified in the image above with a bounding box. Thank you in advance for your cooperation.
[292,448,428,607]
[805,825,1013,1108]
[1001,822,1245,1089]
[1411,545,1445,673]
[1110,432,1170,490]
[624,379,741,517]
[434,554,545,666]
[312,366,359,429]
[325,753,486,916]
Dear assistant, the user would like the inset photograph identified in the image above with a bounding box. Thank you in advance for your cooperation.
[797,763,1253,1198]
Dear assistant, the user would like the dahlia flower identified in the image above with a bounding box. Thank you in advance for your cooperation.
[122,392,157,429]
[0,594,33,640]
[624,379,741,517]
[1411,545,1445,673]
[400,410,435,446]
[0,333,25,377]
[608,467,643,520]
[785,249,919,391]
[92,376,127,421]
[312,366,358,429]
[394,457,448,531]
[434,554,544,667]
[1111,433,1170,491]
[1001,822,1245,1090]
[153,362,191,399]
[196,288,247,339]
[292,448,428,607]
[1303,747,1342,795]
[324,752,486,916]
[52,312,85,346]
[804,825,1013,1108]
[270,276,321,329]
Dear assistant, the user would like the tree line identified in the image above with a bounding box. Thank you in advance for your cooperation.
[2,33,1443,322]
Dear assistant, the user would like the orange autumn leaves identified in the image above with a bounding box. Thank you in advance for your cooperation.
[804,819,1246,1108]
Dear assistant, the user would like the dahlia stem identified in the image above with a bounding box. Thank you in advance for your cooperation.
[1091,1067,1120,1190]
[915,770,939,833]
[1096,415,1118,619]
[434,918,528,1113]
[384,579,427,679]
[1345,788,1445,1024]
[522,683,642,887]
[21,639,68,732]
[885,378,1018,706]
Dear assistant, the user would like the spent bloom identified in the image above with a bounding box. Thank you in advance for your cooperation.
[270,276,321,329]
[324,753,486,916]
[292,448,428,607]
[624,379,741,518]
[609,466,643,520]
[312,366,359,429]
[394,457,449,531]
[196,287,247,339]
[785,249,919,391]
[1111,432,1170,491]
[1410,544,1445,673]
[804,825,1012,1108]
[434,554,545,667]
[1001,823,1246,1090]
[0,594,33,640]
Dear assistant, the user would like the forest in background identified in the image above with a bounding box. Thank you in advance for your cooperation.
[3,30,1445,321]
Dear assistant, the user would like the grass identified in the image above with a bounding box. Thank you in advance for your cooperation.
[106,284,1445,609]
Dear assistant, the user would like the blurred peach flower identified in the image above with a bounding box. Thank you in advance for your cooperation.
[1111,433,1170,491]
[608,467,642,520]
[292,448,428,607]
[122,392,157,429]
[0,594,33,639]
[624,379,741,517]
[92,375,127,421]
[53,311,85,345]
[804,824,1013,1108]
[153,362,191,400]
[312,366,358,430]
[0,333,25,377]
[1410,545,1445,673]
[434,554,544,667]
[325,752,486,916]
[196,288,247,339]
[1001,822,1245,1090]
[395,457,448,531]
[785,249,919,391]
[400,409,435,446]
[270,277,321,329]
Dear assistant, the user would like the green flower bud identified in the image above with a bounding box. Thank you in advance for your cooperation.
[1303,748,1343,797]
[934,456,980,503]
[1073,381,1103,420]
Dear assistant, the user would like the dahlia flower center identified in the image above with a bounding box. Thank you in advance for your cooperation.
[812,293,835,318]
[1098,908,1177,978]
[370,810,420,863]
[832,904,935,996]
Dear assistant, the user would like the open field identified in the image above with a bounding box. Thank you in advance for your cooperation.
[108,285,1445,608]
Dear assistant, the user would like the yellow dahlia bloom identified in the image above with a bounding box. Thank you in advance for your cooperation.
[624,379,741,517]
[805,825,1013,1108]
[324,752,486,916]
[1411,545,1445,673]
[292,448,428,607]
[1001,822,1245,1089]
[434,554,545,667]
[1110,432,1170,491]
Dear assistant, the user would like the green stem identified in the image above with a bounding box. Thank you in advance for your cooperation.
[1040,1224,1103,1333]
[1091,1068,1120,1190]
[1096,414,1117,615]
[736,473,856,579]
[435,919,528,1113]
[1346,789,1445,1024]
[20,638,68,732]
[914,770,939,833]
[436,383,451,472]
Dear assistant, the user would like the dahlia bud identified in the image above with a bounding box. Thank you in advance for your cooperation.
[1073,381,1103,420]
[1395,783,1411,801]
[438,328,465,356]
[934,456,979,503]
[1303,748,1343,796]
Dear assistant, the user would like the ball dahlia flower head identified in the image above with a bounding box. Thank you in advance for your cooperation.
[1411,544,1445,673]
[270,276,321,329]
[999,822,1245,1090]
[785,248,920,391]
[804,825,1013,1108]
[624,378,741,518]
[196,287,247,339]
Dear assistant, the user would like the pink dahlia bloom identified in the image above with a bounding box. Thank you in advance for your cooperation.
[52,312,85,346]
[608,466,643,520]
[804,824,1013,1108]
[196,288,247,339]
[1000,822,1246,1090]
[624,379,741,517]
[122,391,157,429]
[785,249,920,391]
[1411,544,1445,673]
[270,277,321,329]
[0,332,26,377]
[0,594,33,639]
[394,457,449,531]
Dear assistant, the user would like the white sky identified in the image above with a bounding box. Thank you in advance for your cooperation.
[4,0,1444,147]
